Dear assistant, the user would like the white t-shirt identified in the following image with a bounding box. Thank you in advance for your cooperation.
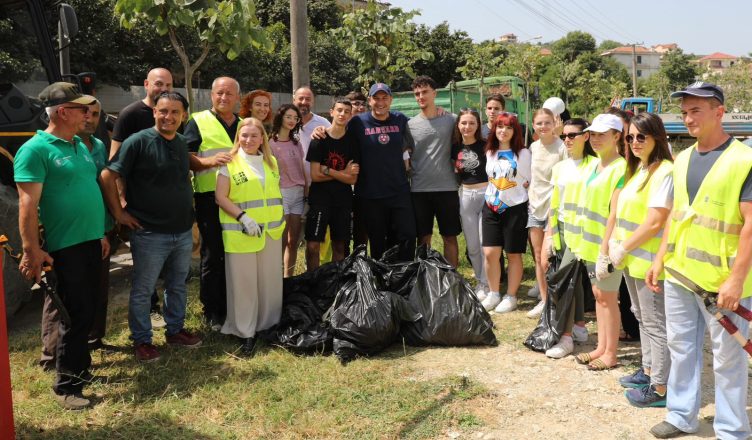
[528,137,567,220]
[299,113,332,184]
[484,147,532,212]
[219,149,266,188]
[629,166,673,209]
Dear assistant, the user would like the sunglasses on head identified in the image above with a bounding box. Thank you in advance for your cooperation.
[559,132,584,140]
[625,133,648,144]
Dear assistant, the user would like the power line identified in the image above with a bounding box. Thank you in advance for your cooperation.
[579,0,640,42]
[509,0,572,35]
[531,0,615,42]
[469,0,536,40]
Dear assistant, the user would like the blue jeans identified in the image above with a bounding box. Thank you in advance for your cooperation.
[129,229,193,345]
[664,281,751,439]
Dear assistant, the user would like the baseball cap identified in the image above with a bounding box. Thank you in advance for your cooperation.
[38,82,97,107]
[585,114,624,133]
[368,83,392,97]
[670,81,724,104]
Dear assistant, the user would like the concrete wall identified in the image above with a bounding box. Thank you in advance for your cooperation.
[606,53,661,79]
[16,81,334,115]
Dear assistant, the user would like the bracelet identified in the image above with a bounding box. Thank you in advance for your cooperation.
[236,210,246,221]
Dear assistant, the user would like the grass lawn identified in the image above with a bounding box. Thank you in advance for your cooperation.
[9,231,540,439]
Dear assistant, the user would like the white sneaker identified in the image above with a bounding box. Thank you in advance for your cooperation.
[494,294,517,313]
[475,284,488,302]
[481,292,501,311]
[150,312,166,329]
[572,324,589,343]
[526,300,546,319]
[545,335,574,359]
[527,284,540,298]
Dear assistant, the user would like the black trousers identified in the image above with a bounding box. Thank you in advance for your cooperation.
[50,239,101,395]
[358,192,416,261]
[194,192,226,320]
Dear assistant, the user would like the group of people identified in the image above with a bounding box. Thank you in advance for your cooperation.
[12,67,752,440]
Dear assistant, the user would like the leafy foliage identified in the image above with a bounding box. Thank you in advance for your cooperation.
[408,22,473,89]
[711,61,752,112]
[0,9,41,82]
[332,0,433,88]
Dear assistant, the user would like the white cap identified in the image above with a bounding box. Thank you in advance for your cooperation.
[585,114,623,133]
[542,97,565,115]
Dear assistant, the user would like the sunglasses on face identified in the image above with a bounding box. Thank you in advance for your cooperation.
[559,132,585,140]
[625,133,648,144]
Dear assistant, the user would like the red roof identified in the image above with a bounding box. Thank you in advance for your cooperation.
[699,52,738,61]
[601,46,654,55]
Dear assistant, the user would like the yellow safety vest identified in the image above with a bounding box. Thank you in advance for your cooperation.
[613,160,673,279]
[192,110,238,193]
[575,156,626,262]
[219,154,285,253]
[666,139,752,297]
[552,156,596,252]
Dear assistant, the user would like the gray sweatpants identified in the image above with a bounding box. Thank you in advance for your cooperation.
[623,270,670,385]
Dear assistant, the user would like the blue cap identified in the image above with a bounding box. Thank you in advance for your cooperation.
[670,81,724,104]
[368,83,392,96]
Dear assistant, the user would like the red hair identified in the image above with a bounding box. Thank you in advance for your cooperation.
[485,112,525,156]
[239,89,273,124]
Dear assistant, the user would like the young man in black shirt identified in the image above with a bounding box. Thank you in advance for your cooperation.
[305,98,359,270]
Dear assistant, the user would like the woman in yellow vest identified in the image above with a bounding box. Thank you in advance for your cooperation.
[215,117,285,355]
[540,118,597,358]
[572,113,626,371]
[606,112,673,407]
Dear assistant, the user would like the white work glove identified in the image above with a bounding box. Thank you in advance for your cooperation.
[239,213,262,237]
[608,239,628,268]
[595,253,612,281]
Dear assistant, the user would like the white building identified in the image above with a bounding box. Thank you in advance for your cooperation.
[601,46,661,79]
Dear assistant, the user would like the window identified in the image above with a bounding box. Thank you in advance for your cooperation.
[637,55,642,64]
[637,70,642,77]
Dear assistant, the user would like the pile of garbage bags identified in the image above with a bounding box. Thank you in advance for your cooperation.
[260,246,498,364]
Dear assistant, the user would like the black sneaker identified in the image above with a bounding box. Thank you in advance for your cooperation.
[649,421,686,439]
[241,337,257,356]
[626,384,666,408]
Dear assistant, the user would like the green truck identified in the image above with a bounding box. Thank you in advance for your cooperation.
[390,75,530,127]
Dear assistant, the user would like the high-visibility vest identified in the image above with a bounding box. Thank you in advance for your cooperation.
[552,156,596,252]
[613,160,673,279]
[575,156,626,262]
[666,139,752,297]
[219,154,285,253]
[192,110,238,193]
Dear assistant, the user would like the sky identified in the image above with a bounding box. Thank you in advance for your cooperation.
[383,0,752,57]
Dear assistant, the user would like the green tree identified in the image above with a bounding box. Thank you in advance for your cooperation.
[712,61,752,112]
[331,0,433,88]
[0,12,39,83]
[115,0,271,112]
[568,68,628,118]
[552,31,596,63]
[598,40,623,52]
[457,40,508,80]
[255,0,342,31]
[659,49,699,90]
[408,22,473,88]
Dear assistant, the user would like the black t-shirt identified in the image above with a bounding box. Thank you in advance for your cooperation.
[451,140,488,185]
[306,131,360,208]
[350,111,413,199]
[183,111,240,153]
[107,128,194,233]
[687,137,752,204]
[112,100,155,142]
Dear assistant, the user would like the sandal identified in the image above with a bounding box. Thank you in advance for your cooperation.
[587,358,619,371]
[575,353,592,365]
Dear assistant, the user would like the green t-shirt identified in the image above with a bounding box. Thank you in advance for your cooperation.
[107,128,194,233]
[86,135,115,232]
[13,130,105,252]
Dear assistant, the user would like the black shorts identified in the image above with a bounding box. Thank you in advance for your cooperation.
[304,205,352,242]
[481,202,528,252]
[411,191,462,237]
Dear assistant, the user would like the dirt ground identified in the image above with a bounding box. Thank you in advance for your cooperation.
[9,248,752,440]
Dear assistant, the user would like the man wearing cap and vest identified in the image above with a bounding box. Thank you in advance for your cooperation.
[646,82,752,440]
[14,82,104,409]
[183,77,237,330]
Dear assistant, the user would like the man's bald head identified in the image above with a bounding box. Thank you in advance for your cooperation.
[144,68,173,107]
[212,76,241,94]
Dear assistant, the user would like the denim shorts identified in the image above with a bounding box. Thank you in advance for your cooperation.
[281,186,305,215]
[526,214,547,229]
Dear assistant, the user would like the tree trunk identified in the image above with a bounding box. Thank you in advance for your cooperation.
[290,0,310,91]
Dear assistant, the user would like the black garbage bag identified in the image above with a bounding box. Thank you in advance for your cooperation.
[329,258,421,364]
[399,247,497,346]
[372,245,421,297]
[523,253,583,352]
[259,247,368,352]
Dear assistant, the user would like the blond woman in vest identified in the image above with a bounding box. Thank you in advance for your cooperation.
[606,112,673,407]
[216,117,285,355]
[572,114,626,370]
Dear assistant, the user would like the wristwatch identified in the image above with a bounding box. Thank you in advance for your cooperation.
[322,165,330,176]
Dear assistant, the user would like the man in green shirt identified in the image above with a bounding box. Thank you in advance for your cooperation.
[14,82,105,410]
[101,92,202,365]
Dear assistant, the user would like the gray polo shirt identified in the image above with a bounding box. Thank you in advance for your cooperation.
[408,112,458,192]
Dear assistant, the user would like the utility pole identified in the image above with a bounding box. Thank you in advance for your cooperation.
[290,0,310,90]
[631,42,644,97]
